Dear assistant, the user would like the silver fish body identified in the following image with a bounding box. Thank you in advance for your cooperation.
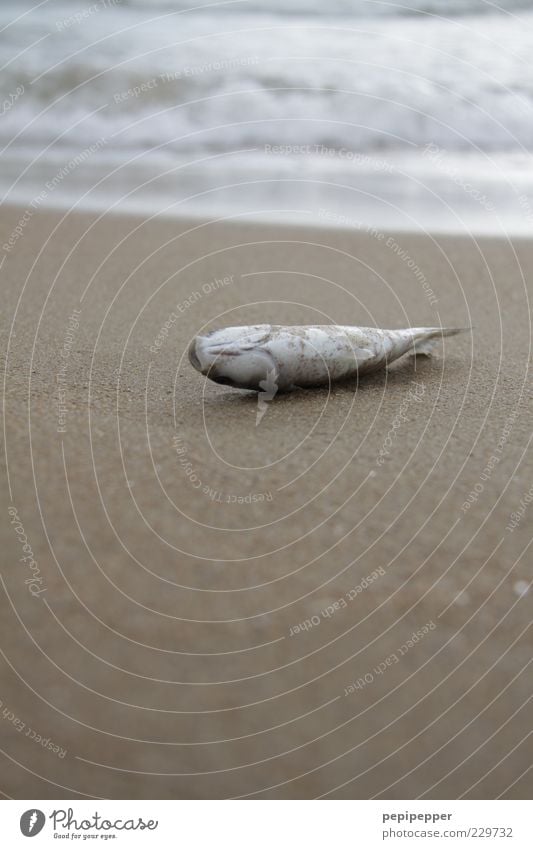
[188,324,468,391]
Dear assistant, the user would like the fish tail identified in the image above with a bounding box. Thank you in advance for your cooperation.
[410,326,472,356]
[425,326,472,340]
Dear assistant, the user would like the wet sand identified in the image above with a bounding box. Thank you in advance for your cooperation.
[1,204,532,799]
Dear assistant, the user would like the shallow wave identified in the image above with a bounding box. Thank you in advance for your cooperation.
[121,0,533,17]
[1,5,533,156]
[1,0,533,232]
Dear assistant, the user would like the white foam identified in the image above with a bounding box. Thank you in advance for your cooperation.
[2,0,533,231]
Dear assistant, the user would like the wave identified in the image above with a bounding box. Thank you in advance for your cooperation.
[5,0,533,18]
[2,0,532,231]
[121,0,533,18]
[1,4,533,157]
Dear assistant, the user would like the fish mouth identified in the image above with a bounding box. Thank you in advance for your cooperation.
[188,336,241,376]
[188,339,202,372]
[209,374,239,387]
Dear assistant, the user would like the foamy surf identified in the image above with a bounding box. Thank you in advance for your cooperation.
[1,0,533,233]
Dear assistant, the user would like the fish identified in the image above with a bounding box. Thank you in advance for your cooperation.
[188,324,470,392]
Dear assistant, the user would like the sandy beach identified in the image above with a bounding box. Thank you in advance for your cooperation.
[1,203,531,799]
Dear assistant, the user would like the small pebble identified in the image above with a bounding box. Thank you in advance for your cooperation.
[455,591,470,607]
[513,580,529,597]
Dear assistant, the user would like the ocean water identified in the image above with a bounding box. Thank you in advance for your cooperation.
[2,0,533,232]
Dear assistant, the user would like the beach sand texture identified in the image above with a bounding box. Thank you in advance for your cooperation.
[1,205,531,799]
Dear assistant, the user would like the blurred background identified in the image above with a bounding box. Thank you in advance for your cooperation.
[2,0,533,232]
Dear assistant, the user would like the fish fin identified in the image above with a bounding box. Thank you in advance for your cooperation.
[412,338,437,358]
[411,326,472,356]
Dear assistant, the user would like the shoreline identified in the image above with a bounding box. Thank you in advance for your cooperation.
[4,198,533,258]
[2,142,533,240]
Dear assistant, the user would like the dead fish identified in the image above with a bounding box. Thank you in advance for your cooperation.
[188,324,470,391]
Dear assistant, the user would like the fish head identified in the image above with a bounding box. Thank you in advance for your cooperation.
[188,325,275,390]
